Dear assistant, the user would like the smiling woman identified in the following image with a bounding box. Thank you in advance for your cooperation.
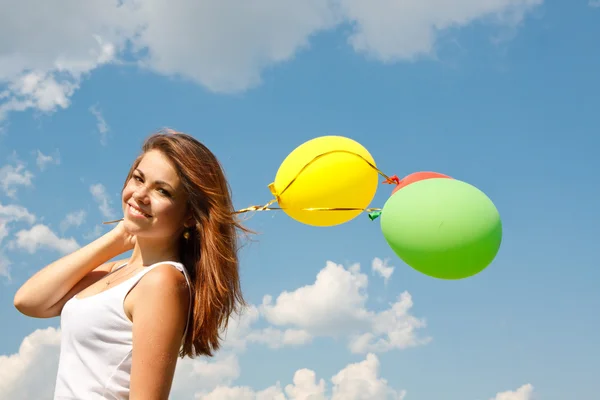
[13,129,250,400]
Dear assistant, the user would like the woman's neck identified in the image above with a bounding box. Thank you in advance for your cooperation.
[127,237,180,267]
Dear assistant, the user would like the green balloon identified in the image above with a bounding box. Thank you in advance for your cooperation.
[380,178,502,280]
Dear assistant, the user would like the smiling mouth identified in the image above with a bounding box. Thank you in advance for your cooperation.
[128,204,152,218]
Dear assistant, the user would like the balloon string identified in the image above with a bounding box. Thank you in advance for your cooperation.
[275,150,391,198]
[102,207,384,224]
[236,206,382,213]
[103,150,393,223]
[235,150,395,215]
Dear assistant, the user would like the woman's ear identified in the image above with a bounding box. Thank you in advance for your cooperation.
[184,215,196,229]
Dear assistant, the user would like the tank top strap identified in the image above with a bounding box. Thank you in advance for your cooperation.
[121,261,192,340]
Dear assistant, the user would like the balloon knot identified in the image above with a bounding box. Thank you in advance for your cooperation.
[383,175,400,185]
[268,182,278,196]
[368,210,382,221]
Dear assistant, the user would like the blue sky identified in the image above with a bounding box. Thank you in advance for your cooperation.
[1,1,599,399]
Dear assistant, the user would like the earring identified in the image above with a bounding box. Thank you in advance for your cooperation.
[183,230,190,240]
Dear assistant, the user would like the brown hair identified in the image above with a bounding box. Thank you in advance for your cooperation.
[123,129,249,358]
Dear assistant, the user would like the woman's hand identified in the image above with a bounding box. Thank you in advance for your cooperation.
[110,220,137,253]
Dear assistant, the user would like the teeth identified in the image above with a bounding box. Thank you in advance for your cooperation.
[130,205,150,217]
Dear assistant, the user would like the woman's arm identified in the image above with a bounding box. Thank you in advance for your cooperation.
[129,264,190,400]
[13,222,133,318]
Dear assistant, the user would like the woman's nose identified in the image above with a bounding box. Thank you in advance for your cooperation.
[132,187,150,203]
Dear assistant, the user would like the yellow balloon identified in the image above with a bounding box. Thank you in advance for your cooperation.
[268,135,379,226]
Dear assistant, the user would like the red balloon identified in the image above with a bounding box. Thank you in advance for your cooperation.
[392,171,452,194]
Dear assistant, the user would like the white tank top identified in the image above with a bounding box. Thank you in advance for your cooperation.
[53,261,192,400]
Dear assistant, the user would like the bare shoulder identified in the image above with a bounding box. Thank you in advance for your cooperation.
[136,264,190,302]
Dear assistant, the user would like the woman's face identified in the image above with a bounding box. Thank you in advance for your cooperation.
[121,149,190,240]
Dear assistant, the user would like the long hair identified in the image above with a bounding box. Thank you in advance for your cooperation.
[123,129,250,358]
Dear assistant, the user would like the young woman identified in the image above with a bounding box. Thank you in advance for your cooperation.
[13,130,248,399]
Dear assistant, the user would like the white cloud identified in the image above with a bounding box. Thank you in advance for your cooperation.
[0,203,36,225]
[0,327,61,400]
[89,183,117,219]
[284,369,327,400]
[171,260,428,397]
[171,305,312,397]
[0,0,125,120]
[371,257,394,284]
[220,304,261,351]
[200,384,286,400]
[0,71,79,119]
[60,209,86,232]
[261,262,371,336]
[89,104,109,145]
[0,0,542,119]
[339,0,542,62]
[10,224,80,254]
[260,261,430,353]
[329,354,406,400]
[589,1,600,8]
[1,328,246,400]
[490,384,534,400]
[199,353,404,400]
[0,221,8,244]
[348,291,430,354]
[216,305,312,351]
[1,330,405,400]
[171,353,242,399]
[35,150,60,171]
[0,305,531,400]
[0,248,10,278]
[0,202,36,277]
[0,162,34,198]
[246,327,313,349]
[130,0,339,93]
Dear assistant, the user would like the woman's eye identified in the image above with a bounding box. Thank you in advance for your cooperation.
[158,188,171,197]
[133,175,143,182]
